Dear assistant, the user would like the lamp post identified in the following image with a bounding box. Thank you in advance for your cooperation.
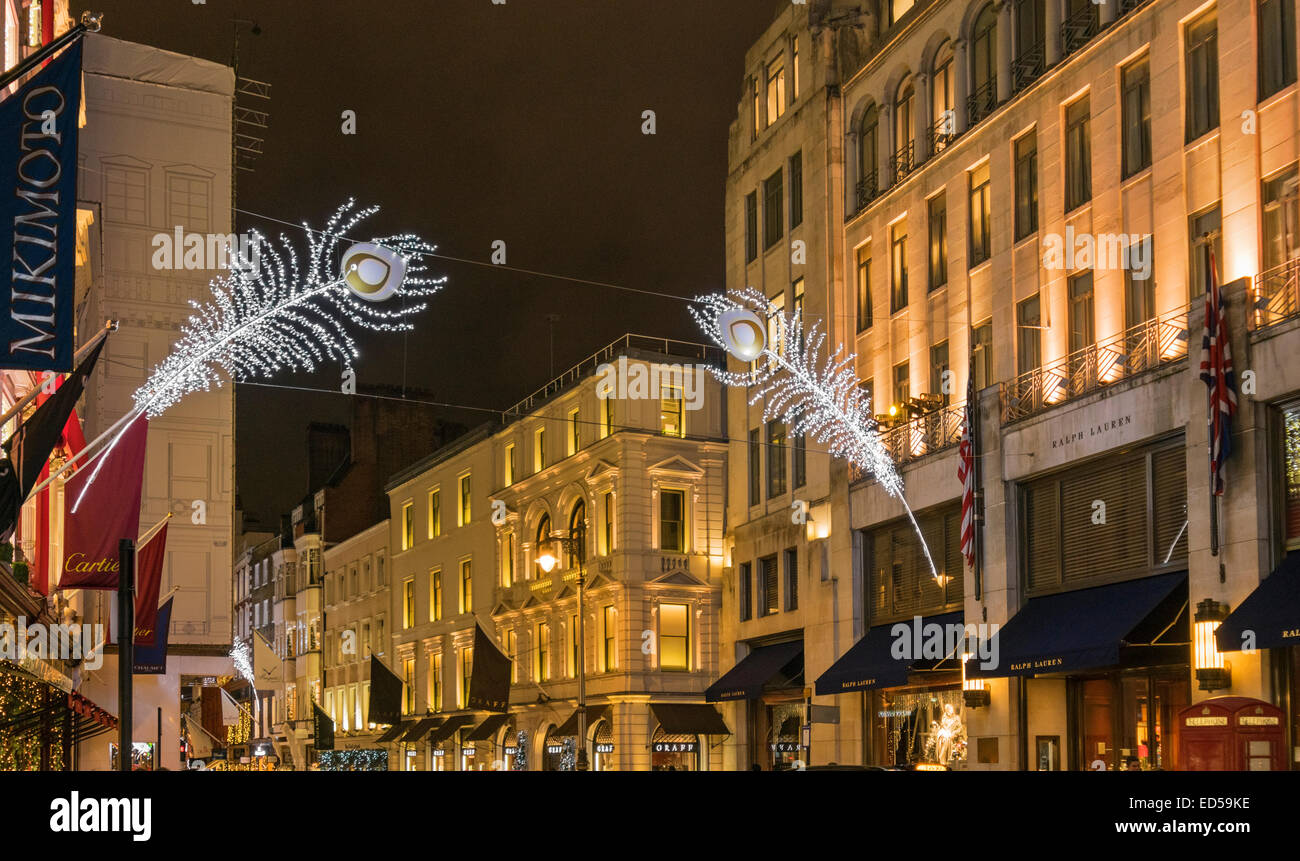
[536,528,588,772]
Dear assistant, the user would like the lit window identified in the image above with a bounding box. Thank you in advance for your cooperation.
[506,630,518,683]
[659,603,689,671]
[660,489,686,552]
[402,578,415,629]
[401,657,415,715]
[460,647,473,709]
[505,444,515,486]
[537,623,551,681]
[603,605,617,671]
[568,408,580,455]
[460,559,473,614]
[428,489,440,538]
[661,385,684,437]
[534,426,546,472]
[430,569,442,622]
[401,502,414,550]
[765,55,786,126]
[458,474,471,526]
[430,653,442,711]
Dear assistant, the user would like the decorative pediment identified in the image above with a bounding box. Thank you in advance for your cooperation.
[519,594,543,610]
[585,573,611,591]
[585,459,619,481]
[648,455,703,476]
[651,569,705,587]
[554,584,575,601]
[490,600,515,616]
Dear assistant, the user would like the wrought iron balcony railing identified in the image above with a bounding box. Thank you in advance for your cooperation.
[849,401,967,483]
[1001,302,1192,423]
[892,141,916,182]
[1118,0,1149,17]
[1061,5,1101,57]
[928,115,955,157]
[967,79,997,126]
[1011,43,1046,93]
[1253,258,1300,331]
[856,170,881,212]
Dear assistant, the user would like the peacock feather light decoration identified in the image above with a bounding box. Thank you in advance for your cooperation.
[691,287,939,579]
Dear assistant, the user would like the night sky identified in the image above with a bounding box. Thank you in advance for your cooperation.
[69,0,784,528]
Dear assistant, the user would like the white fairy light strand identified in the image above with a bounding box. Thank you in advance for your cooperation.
[690,287,939,580]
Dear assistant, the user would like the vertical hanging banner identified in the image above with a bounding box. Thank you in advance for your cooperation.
[58,413,149,589]
[132,521,167,646]
[132,597,173,674]
[0,38,83,371]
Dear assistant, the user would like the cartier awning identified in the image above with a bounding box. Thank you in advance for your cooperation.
[650,703,730,736]
[1216,553,1300,651]
[556,704,609,737]
[400,717,443,743]
[466,713,510,742]
[427,714,473,745]
[969,572,1187,678]
[704,639,803,702]
[375,722,409,744]
[815,611,963,695]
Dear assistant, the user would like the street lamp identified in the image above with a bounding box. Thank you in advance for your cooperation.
[536,530,589,771]
[1193,598,1232,692]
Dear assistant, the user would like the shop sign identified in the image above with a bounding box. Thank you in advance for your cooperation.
[545,744,564,754]
[503,746,519,755]
[462,746,476,755]
[654,742,696,753]
[769,742,799,752]
[1186,716,1229,727]
[1239,716,1280,726]
[594,743,614,754]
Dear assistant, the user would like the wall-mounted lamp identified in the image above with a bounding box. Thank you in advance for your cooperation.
[1193,598,1232,692]
[962,653,990,709]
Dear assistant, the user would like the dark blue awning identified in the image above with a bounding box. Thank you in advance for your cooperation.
[705,640,802,702]
[1216,553,1300,651]
[969,572,1187,678]
[815,611,964,696]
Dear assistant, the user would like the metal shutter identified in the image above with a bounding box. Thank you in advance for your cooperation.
[1025,480,1061,591]
[1061,455,1148,583]
[1151,445,1188,566]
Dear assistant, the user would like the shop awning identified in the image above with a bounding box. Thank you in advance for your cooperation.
[400,717,443,743]
[814,611,963,695]
[650,703,730,736]
[555,704,610,737]
[969,572,1187,679]
[466,713,511,742]
[704,639,803,702]
[1216,553,1300,651]
[374,722,409,744]
[427,714,473,745]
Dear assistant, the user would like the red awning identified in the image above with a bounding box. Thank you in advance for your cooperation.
[68,690,117,730]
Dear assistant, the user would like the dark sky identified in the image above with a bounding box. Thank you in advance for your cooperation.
[70,0,783,528]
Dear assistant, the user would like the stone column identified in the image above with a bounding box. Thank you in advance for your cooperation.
[996,0,1013,102]
[1045,0,1062,66]
[1099,0,1116,25]
[953,39,970,134]
[915,71,932,162]
[880,100,895,185]
[608,695,652,772]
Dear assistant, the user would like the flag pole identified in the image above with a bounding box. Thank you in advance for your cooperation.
[1204,242,1220,558]
[971,356,983,602]
[0,320,116,430]
[0,12,102,92]
[138,512,172,546]
[117,537,135,771]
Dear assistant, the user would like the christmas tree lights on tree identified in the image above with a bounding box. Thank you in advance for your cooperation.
[691,288,938,579]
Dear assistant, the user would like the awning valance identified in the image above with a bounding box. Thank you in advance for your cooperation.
[555,704,609,737]
[969,572,1187,678]
[1216,553,1300,651]
[427,714,473,746]
[815,611,963,695]
[704,640,803,702]
[374,721,409,744]
[400,717,443,743]
[650,702,730,736]
[466,713,511,742]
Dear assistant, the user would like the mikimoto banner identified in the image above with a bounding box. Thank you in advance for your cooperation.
[58,413,149,590]
[0,38,82,371]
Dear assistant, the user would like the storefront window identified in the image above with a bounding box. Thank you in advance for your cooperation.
[1075,670,1188,770]
[429,745,448,771]
[651,727,700,771]
[766,702,803,770]
[869,685,966,767]
[1285,406,1300,549]
[460,737,478,771]
[592,720,614,771]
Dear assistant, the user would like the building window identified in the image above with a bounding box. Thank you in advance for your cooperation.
[860,378,876,416]
[603,605,617,671]
[430,569,442,622]
[535,514,552,578]
[753,77,761,139]
[763,168,784,249]
[745,192,758,262]
[784,548,798,611]
[789,151,803,229]
[659,603,689,671]
[767,420,788,497]
[661,385,685,437]
[103,164,147,224]
[766,55,786,126]
[402,657,415,715]
[460,648,473,709]
[505,444,515,486]
[930,341,950,406]
[660,489,686,552]
[1014,132,1038,240]
[928,193,948,291]
[1125,237,1156,328]
[602,491,615,555]
[793,433,807,489]
[767,292,786,357]
[1013,0,1047,89]
[568,408,581,455]
[972,319,993,391]
[969,161,994,267]
[430,653,443,711]
[1121,58,1152,178]
[856,247,873,332]
[1259,0,1297,99]
[1065,96,1091,210]
[760,555,779,615]
[894,79,915,179]
[867,504,964,619]
[459,559,473,614]
[890,221,908,313]
[602,396,615,439]
[1284,405,1300,548]
[537,623,551,681]
[506,631,518,683]
[568,500,586,568]
[1189,205,1223,300]
[931,43,955,152]
[503,533,515,587]
[534,426,546,472]
[401,502,414,550]
[739,561,753,621]
[970,4,998,123]
[893,361,911,412]
[1262,166,1299,272]
[427,489,440,538]
[1017,295,1042,375]
[1068,272,1095,357]
[165,173,211,233]
[458,474,471,526]
[1185,11,1219,142]
[859,105,879,204]
[402,578,415,629]
[748,428,761,506]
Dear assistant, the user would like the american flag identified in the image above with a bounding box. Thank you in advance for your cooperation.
[1198,249,1237,496]
[957,374,975,567]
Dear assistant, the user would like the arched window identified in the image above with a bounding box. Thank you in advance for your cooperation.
[857,104,879,209]
[568,500,586,568]
[534,513,552,577]
[894,78,916,179]
[1013,0,1046,90]
[931,43,955,153]
[969,5,998,124]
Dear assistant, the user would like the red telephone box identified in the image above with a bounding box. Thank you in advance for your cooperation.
[1177,697,1287,770]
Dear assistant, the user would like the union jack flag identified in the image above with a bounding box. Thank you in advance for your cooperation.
[1198,249,1237,496]
[957,375,976,567]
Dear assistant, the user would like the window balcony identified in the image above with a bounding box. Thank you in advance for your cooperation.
[1001,302,1191,423]
[856,170,881,213]
[928,116,955,157]
[849,401,966,482]
[1252,258,1300,331]
[892,141,916,182]
[1060,5,1101,58]
[1011,43,1046,93]
[966,79,997,126]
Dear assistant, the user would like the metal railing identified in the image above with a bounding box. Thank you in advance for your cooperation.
[1011,43,1046,93]
[967,79,998,126]
[504,334,723,417]
[1061,5,1101,57]
[849,401,967,482]
[1001,302,1192,423]
[928,115,955,157]
[892,141,916,182]
[1118,0,1149,16]
[856,170,881,212]
[1252,258,1300,331]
